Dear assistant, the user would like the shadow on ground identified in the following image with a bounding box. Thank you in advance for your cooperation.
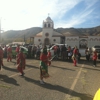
[3,66,18,72]
[51,65,75,71]
[0,74,19,86]
[24,76,93,100]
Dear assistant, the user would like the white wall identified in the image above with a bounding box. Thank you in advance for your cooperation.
[34,37,42,45]
[42,28,53,41]
[51,37,60,44]
[34,37,61,46]
[65,37,79,48]
[88,36,100,47]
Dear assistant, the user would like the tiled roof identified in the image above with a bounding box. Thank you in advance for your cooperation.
[35,32,42,37]
[52,31,63,37]
[35,31,63,37]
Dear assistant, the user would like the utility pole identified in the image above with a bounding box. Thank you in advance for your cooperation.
[0,19,1,42]
[24,34,26,44]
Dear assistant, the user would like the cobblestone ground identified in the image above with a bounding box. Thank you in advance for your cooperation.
[0,58,100,100]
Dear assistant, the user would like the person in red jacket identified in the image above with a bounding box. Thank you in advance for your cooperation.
[7,45,12,62]
[16,45,20,54]
[16,48,25,76]
[92,51,97,67]
[0,46,4,70]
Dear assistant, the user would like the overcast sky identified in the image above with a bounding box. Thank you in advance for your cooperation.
[0,0,100,31]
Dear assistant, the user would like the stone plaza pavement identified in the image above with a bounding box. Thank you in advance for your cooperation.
[0,58,100,100]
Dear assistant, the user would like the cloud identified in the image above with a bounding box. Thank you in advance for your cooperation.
[55,0,99,28]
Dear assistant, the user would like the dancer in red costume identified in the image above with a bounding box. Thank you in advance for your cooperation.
[16,48,26,76]
[92,50,97,67]
[16,45,20,54]
[40,48,49,84]
[72,55,77,66]
[14,45,20,64]
[7,45,12,62]
[0,46,4,70]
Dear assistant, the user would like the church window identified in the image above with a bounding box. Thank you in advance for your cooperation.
[44,38,49,45]
[53,39,56,42]
[38,39,41,42]
[79,39,87,49]
[45,33,49,37]
[48,23,50,27]
[44,24,46,27]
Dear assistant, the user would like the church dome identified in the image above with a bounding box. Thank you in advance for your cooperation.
[44,16,53,22]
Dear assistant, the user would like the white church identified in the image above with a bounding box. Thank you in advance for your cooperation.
[33,16,100,49]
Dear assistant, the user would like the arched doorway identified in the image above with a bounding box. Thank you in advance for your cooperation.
[79,39,88,49]
[44,38,50,45]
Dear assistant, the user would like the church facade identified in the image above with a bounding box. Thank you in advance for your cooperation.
[34,16,64,46]
[34,16,100,49]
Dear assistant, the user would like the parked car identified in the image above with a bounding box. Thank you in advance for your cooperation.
[12,46,28,58]
[49,44,68,56]
[92,45,100,53]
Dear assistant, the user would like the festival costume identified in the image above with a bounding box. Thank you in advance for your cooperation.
[7,47,12,62]
[16,47,20,53]
[15,46,20,63]
[92,52,97,66]
[16,52,25,75]
[73,48,79,63]
[40,53,49,78]
[73,59,77,66]
[73,48,78,57]
[72,55,77,66]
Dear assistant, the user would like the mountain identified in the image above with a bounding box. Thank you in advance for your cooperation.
[2,27,42,39]
[2,26,100,40]
[55,26,100,36]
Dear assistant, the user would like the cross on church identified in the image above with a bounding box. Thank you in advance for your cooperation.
[48,13,50,17]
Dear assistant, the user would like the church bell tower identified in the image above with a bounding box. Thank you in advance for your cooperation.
[42,15,54,45]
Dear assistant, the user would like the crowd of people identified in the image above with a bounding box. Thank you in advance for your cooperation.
[0,44,100,84]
